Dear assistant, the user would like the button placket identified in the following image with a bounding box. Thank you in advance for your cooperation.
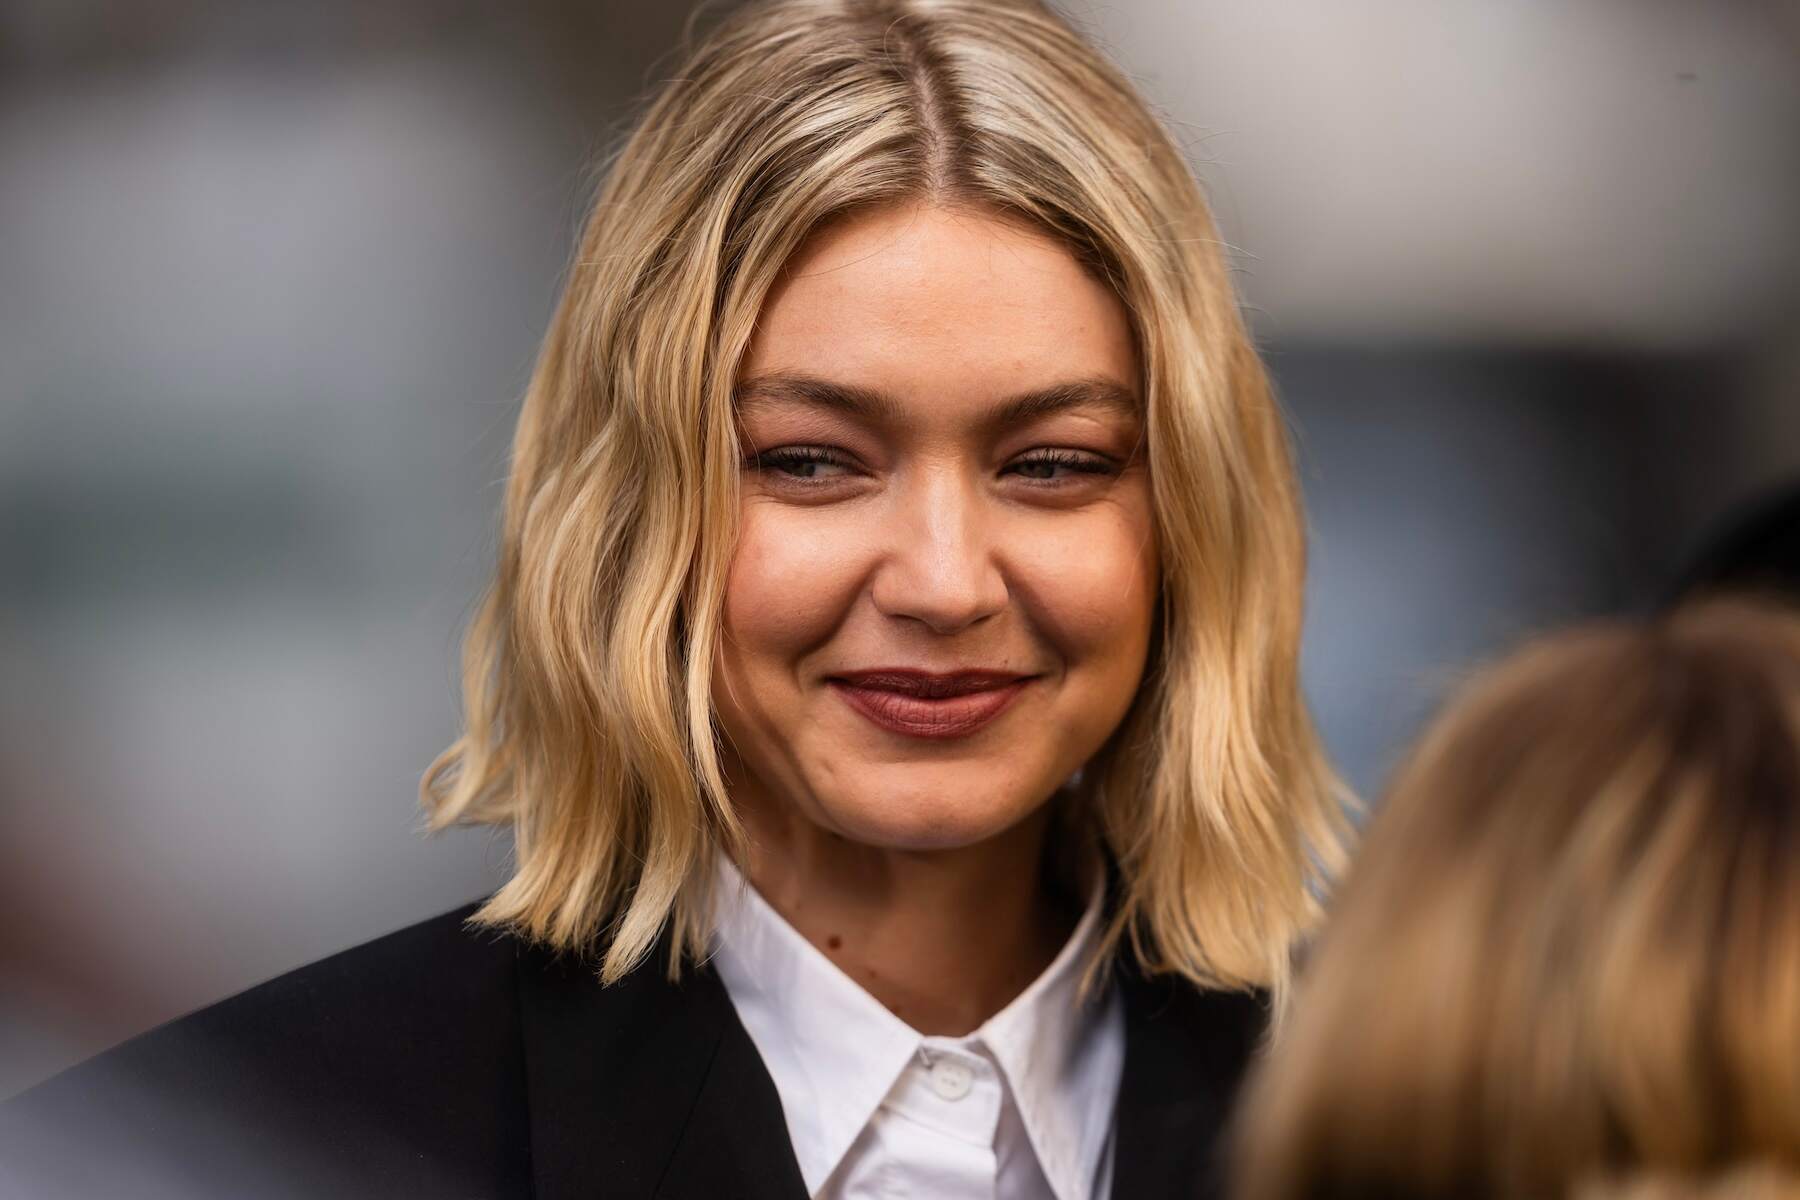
[888,1044,1002,1148]
[926,1056,974,1101]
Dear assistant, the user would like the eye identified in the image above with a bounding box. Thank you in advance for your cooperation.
[1003,449,1119,485]
[745,445,856,483]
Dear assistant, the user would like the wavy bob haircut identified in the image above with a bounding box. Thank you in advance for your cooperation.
[422,0,1348,999]
[1232,596,1800,1200]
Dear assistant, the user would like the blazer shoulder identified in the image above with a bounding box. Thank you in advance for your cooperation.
[74,896,516,1074]
[0,897,532,1199]
[198,896,517,1034]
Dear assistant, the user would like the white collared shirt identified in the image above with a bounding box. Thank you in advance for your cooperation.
[708,854,1126,1200]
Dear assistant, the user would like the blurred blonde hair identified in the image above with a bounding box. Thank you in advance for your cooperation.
[421,0,1348,998]
[1233,596,1800,1200]
[1576,1164,1800,1200]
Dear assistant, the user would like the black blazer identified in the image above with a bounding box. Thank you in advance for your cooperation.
[0,898,1268,1198]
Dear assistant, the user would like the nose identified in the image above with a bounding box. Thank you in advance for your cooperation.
[868,466,1008,635]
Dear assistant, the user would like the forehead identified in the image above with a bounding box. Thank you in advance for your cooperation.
[739,202,1139,413]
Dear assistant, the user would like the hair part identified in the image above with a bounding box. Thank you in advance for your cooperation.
[422,0,1349,1002]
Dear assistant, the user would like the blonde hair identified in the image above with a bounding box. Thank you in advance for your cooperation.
[422,0,1348,999]
[1576,1165,1800,1200]
[1233,596,1800,1200]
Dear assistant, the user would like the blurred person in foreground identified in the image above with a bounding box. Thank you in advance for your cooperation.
[0,0,1350,1195]
[1230,595,1800,1200]
[1666,479,1800,608]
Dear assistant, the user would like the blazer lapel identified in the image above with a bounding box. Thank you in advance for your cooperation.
[651,998,810,1200]
[515,935,806,1200]
[1108,964,1271,1200]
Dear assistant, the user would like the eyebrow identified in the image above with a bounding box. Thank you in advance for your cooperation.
[733,371,1140,431]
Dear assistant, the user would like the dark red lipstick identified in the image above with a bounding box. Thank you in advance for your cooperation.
[827,669,1034,739]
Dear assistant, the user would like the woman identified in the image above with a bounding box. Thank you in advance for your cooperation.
[1232,596,1800,1200]
[0,1,1346,1196]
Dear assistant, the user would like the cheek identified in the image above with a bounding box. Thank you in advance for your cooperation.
[1006,499,1159,671]
[719,502,867,667]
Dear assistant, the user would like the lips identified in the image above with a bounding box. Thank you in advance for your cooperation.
[826,669,1035,739]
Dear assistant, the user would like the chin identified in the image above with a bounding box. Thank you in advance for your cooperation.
[815,774,1046,852]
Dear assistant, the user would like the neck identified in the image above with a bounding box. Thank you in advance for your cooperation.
[731,791,1085,1036]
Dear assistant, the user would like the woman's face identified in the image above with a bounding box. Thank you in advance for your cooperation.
[713,201,1158,851]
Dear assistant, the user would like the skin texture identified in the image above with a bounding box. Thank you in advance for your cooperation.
[713,201,1158,1034]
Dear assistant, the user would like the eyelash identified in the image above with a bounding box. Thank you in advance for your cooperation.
[745,446,1119,487]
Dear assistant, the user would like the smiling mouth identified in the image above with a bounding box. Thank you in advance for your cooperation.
[826,669,1036,739]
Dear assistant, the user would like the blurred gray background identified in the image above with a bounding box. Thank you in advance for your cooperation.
[3,0,1797,1098]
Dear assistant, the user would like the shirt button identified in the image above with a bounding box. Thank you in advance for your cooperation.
[926,1058,974,1101]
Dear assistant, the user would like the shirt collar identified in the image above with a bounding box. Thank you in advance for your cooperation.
[977,876,1123,1200]
[707,852,1121,1200]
